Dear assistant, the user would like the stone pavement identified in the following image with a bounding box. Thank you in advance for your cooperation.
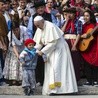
[0,85,98,95]
[0,95,98,98]
[0,79,98,95]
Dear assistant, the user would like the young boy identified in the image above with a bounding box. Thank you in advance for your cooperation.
[19,38,38,96]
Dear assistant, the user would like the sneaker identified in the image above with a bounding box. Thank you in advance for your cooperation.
[49,93,57,96]
[30,90,34,95]
[93,81,98,87]
[36,82,41,87]
[23,87,30,96]
[83,81,92,86]
[0,82,9,86]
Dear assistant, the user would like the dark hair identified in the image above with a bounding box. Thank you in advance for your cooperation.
[61,1,70,8]
[84,10,96,24]
[3,0,11,3]
[63,7,76,14]
[12,21,19,30]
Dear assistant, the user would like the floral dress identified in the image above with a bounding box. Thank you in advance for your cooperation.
[3,26,29,81]
[0,60,2,79]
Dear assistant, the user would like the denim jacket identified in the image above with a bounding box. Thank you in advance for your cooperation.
[19,48,38,70]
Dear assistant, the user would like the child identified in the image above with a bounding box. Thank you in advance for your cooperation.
[19,38,38,96]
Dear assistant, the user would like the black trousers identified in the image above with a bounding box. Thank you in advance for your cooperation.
[71,51,82,81]
[0,49,5,82]
[35,56,44,86]
[84,60,98,83]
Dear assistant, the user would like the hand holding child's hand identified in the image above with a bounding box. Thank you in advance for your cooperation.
[36,50,43,56]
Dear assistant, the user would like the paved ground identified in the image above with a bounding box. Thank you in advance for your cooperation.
[0,85,98,95]
[0,95,98,98]
[0,79,98,95]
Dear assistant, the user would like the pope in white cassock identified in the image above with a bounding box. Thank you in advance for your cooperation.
[33,16,78,95]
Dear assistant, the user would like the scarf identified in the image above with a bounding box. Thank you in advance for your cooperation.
[24,47,36,57]
[65,19,75,33]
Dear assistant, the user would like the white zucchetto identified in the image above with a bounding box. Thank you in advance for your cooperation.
[34,16,43,22]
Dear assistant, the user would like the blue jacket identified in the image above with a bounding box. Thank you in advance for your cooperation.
[19,48,38,70]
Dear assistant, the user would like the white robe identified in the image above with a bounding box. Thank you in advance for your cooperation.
[33,21,78,95]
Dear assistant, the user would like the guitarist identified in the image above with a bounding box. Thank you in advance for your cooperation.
[81,10,98,86]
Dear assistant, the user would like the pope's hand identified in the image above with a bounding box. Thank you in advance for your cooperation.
[36,50,43,56]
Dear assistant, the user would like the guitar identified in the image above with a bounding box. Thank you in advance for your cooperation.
[79,26,98,52]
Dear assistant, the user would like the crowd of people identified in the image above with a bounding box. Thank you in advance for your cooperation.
[0,0,98,96]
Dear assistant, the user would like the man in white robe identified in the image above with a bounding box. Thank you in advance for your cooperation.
[33,16,78,95]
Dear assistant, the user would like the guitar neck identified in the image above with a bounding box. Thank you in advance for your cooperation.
[90,25,98,35]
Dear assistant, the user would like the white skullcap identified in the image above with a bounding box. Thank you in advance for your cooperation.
[34,16,44,22]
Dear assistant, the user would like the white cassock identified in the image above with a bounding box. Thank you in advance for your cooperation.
[33,21,78,95]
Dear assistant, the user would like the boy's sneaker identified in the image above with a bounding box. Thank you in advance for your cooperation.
[30,90,34,95]
[23,87,30,96]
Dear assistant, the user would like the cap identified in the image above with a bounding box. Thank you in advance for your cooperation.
[34,16,43,22]
[25,39,35,46]
[33,1,46,8]
[3,0,11,3]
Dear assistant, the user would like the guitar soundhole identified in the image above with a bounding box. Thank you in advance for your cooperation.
[83,43,85,46]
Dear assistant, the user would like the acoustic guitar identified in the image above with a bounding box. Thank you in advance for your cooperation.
[79,26,98,52]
